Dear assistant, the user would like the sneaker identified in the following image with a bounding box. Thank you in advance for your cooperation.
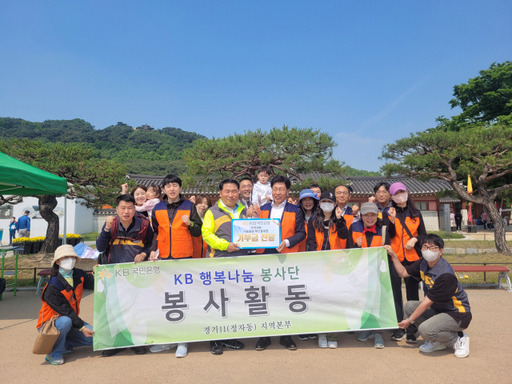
[453,333,470,358]
[150,344,176,353]
[419,340,447,353]
[131,346,147,355]
[374,333,385,349]
[406,334,417,344]
[308,334,318,340]
[357,330,373,342]
[327,340,338,349]
[101,348,126,357]
[391,329,405,341]
[175,343,188,358]
[220,339,245,350]
[318,334,328,348]
[45,355,64,365]
[279,336,297,350]
[297,334,309,341]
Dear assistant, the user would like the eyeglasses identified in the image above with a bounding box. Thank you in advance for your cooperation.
[421,245,440,251]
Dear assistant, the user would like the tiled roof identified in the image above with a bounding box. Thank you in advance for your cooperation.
[126,174,453,197]
[346,176,452,196]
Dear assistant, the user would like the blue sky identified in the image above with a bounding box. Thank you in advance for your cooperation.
[1,1,510,172]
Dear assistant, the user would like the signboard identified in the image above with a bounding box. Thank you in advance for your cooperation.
[231,218,281,249]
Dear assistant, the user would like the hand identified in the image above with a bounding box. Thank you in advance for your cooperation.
[149,251,158,262]
[397,319,410,329]
[356,237,363,247]
[134,253,147,264]
[227,243,240,252]
[105,216,114,230]
[277,241,287,253]
[384,245,397,258]
[121,183,129,194]
[405,237,418,250]
[387,207,396,223]
[368,196,376,203]
[335,207,343,220]
[182,215,190,226]
[352,205,359,216]
[252,204,260,217]
[82,327,95,337]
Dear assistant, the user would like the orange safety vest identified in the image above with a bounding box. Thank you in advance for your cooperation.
[351,225,383,248]
[297,221,308,252]
[192,235,207,258]
[314,225,346,250]
[37,275,84,328]
[260,204,301,253]
[154,200,194,259]
[391,216,421,262]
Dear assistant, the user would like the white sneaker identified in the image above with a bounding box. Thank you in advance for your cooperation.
[175,343,188,358]
[327,340,338,349]
[357,330,373,342]
[318,334,328,348]
[453,333,470,358]
[419,340,447,353]
[150,344,176,353]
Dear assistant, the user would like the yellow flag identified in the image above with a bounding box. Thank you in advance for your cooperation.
[467,175,473,194]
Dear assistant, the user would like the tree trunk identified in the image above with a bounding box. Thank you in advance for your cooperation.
[485,202,512,255]
[39,195,60,253]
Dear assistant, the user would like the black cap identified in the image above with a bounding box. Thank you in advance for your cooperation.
[319,191,335,203]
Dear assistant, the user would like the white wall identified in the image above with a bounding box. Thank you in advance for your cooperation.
[0,196,94,244]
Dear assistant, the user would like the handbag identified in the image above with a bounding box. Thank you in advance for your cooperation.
[33,315,60,354]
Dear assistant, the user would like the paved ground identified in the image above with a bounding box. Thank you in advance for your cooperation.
[1,287,511,384]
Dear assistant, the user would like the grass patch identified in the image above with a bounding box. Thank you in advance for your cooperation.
[81,232,99,241]
[430,231,465,239]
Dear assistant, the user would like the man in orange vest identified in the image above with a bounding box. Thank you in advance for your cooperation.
[255,175,306,351]
[148,174,202,358]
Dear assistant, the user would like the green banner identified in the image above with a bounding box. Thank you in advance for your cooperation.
[93,247,397,350]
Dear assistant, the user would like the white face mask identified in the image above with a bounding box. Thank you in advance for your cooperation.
[59,257,76,271]
[320,202,335,213]
[421,250,440,262]
[392,192,408,204]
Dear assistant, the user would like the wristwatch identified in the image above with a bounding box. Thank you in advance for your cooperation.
[407,317,415,324]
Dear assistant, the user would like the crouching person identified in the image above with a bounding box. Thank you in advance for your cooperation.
[37,245,94,365]
[385,234,471,358]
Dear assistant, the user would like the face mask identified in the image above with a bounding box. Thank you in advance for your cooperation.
[59,257,76,271]
[392,192,408,204]
[422,250,440,262]
[320,202,335,213]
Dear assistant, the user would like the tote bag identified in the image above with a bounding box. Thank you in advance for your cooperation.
[33,315,60,354]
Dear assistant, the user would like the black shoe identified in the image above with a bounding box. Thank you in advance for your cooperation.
[220,339,244,350]
[391,329,405,341]
[210,341,223,355]
[131,346,147,354]
[406,334,417,344]
[279,336,297,350]
[101,348,126,357]
[255,337,271,351]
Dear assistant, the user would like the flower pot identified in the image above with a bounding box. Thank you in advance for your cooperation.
[23,242,33,254]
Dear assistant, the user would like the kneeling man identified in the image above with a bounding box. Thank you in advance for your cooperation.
[385,234,471,358]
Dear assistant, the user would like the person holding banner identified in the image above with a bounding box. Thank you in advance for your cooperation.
[148,174,202,358]
[37,245,94,365]
[306,191,348,349]
[255,175,306,351]
[385,234,471,358]
[202,179,249,355]
[386,182,426,343]
[96,194,153,357]
[348,202,397,349]
[334,185,359,228]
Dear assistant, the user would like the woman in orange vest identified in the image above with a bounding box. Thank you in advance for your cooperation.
[306,191,348,252]
[387,182,426,343]
[36,245,94,365]
[306,191,348,349]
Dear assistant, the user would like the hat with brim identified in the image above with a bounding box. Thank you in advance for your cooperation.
[389,182,407,196]
[52,244,80,267]
[360,202,379,215]
[299,189,319,201]
[319,191,335,203]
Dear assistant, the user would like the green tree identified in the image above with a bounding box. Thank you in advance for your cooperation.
[183,125,347,189]
[382,62,512,255]
[0,139,127,252]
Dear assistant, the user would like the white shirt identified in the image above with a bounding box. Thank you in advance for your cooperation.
[270,200,290,247]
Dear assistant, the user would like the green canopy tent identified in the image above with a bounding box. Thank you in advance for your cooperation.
[0,151,69,244]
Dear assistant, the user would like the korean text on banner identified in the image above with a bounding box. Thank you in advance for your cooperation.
[93,247,397,350]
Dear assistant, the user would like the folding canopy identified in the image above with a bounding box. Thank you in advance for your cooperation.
[0,151,67,196]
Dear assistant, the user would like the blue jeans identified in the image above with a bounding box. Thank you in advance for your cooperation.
[39,316,93,359]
